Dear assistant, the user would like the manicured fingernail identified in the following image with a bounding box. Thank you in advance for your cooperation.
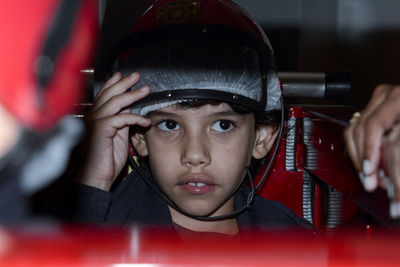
[363,159,373,175]
[390,202,397,218]
[390,201,400,219]
[359,172,373,191]
[385,178,395,199]
[379,170,385,180]
[359,172,365,183]
[396,203,400,219]
[363,174,377,191]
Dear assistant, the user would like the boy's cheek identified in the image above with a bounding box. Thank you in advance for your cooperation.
[148,146,178,170]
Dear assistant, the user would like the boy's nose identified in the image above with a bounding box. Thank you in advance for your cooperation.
[181,133,211,168]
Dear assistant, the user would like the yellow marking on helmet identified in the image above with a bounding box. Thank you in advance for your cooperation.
[157,0,199,25]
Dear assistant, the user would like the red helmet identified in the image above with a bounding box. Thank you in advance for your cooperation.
[106,0,281,115]
[0,0,98,131]
[132,0,271,44]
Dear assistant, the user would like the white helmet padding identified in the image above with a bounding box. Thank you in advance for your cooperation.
[111,25,281,115]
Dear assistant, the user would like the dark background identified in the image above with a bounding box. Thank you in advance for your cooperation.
[95,0,400,109]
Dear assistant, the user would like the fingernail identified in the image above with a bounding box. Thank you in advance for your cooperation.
[130,72,139,79]
[363,159,373,175]
[397,203,400,219]
[359,172,365,183]
[386,178,395,199]
[111,72,120,80]
[379,170,386,180]
[390,201,400,219]
[363,174,377,191]
[390,202,397,218]
[140,86,149,92]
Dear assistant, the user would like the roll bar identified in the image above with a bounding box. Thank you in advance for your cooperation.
[279,71,351,101]
[80,69,352,101]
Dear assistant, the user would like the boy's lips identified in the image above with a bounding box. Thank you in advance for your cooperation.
[178,174,216,195]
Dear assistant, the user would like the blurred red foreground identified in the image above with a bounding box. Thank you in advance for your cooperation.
[1,225,400,266]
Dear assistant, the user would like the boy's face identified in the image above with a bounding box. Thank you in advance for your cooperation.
[132,102,276,218]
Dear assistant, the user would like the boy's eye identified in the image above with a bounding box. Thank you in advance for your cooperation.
[211,120,234,132]
[157,119,180,131]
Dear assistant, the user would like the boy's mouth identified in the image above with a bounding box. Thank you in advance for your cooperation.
[179,175,215,195]
[181,182,215,194]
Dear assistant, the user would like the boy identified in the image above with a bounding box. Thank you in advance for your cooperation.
[69,0,313,236]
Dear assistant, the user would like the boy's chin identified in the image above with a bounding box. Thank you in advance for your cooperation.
[175,203,221,218]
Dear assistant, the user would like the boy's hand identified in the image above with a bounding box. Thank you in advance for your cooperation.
[78,72,151,191]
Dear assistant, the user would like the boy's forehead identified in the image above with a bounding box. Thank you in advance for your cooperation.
[147,102,253,119]
[148,102,240,116]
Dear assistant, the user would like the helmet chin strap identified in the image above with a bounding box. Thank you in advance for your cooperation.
[129,154,256,221]
[129,96,284,221]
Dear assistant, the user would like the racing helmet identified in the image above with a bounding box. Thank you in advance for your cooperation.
[108,0,281,115]
[0,0,98,131]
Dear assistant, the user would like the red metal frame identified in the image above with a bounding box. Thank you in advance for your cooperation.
[256,106,391,232]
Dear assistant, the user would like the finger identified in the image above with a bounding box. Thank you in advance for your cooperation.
[385,124,400,218]
[351,114,367,172]
[95,72,122,101]
[91,85,150,120]
[363,84,392,114]
[94,113,152,138]
[356,85,392,175]
[93,72,141,112]
[364,87,400,171]
[349,85,393,191]
[386,124,400,202]
[344,123,362,171]
[347,119,378,191]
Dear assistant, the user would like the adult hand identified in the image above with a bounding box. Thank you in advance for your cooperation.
[344,84,400,217]
[78,72,151,191]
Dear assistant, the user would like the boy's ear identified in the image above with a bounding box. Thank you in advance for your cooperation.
[131,133,148,156]
[252,125,278,159]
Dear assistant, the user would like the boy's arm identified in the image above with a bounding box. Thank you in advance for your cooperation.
[77,72,151,191]
[66,182,113,223]
[37,180,114,223]
[51,72,151,223]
